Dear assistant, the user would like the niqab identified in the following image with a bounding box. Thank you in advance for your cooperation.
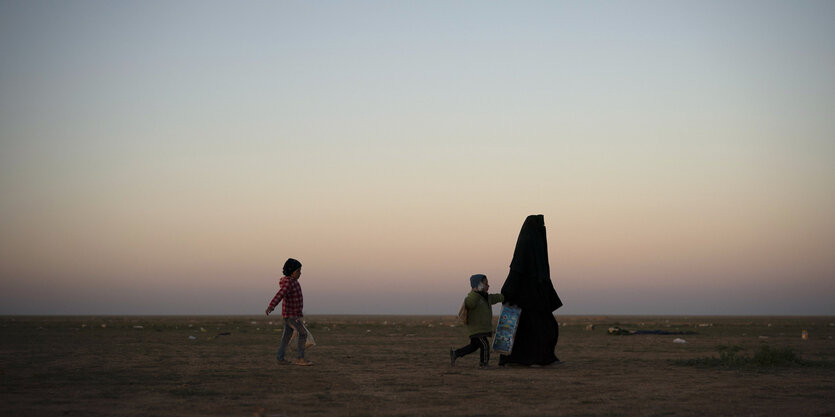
[500,214,562,365]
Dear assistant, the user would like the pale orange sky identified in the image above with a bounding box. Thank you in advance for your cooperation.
[1,1,833,315]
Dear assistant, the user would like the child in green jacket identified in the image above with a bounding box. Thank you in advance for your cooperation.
[450,274,504,368]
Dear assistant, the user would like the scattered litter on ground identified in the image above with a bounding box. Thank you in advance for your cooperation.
[133,325,143,329]
[608,327,631,335]
[634,330,697,335]
[608,326,696,336]
[673,338,687,344]
[188,336,196,340]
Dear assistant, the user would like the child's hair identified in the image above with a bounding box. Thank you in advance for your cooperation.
[470,274,486,289]
[283,258,302,276]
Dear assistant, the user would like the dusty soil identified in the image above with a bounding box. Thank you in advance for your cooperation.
[2,315,833,416]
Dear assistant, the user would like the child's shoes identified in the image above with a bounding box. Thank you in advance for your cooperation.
[295,358,314,366]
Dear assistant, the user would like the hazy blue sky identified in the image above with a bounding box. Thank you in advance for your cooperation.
[1,1,833,315]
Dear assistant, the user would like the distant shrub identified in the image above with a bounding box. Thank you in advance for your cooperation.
[717,345,748,367]
[752,345,800,366]
[673,345,815,369]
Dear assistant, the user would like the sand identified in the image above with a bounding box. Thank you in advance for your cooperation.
[2,315,833,416]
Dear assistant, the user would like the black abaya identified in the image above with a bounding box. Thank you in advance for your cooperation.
[499,214,563,365]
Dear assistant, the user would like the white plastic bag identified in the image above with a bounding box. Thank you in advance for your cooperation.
[290,322,316,349]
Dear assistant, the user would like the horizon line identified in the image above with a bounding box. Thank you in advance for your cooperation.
[3,313,833,318]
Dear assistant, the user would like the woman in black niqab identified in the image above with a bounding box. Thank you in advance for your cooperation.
[499,214,562,366]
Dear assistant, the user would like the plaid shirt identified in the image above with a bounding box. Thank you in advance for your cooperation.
[268,276,303,318]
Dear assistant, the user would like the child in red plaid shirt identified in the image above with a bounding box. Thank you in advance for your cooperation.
[265,258,312,366]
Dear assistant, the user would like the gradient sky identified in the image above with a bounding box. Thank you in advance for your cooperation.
[1,1,833,315]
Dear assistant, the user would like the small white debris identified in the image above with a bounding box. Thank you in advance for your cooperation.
[200,327,207,332]
[250,321,257,325]
[188,336,197,340]
[673,338,687,344]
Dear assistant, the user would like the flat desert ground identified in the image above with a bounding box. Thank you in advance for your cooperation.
[2,315,833,416]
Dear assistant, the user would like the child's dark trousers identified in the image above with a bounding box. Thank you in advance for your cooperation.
[453,332,491,366]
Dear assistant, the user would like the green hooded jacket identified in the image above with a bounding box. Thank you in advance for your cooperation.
[464,291,505,336]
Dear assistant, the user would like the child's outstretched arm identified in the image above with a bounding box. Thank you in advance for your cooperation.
[488,293,505,305]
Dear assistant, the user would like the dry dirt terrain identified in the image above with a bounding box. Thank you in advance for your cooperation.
[2,315,834,416]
